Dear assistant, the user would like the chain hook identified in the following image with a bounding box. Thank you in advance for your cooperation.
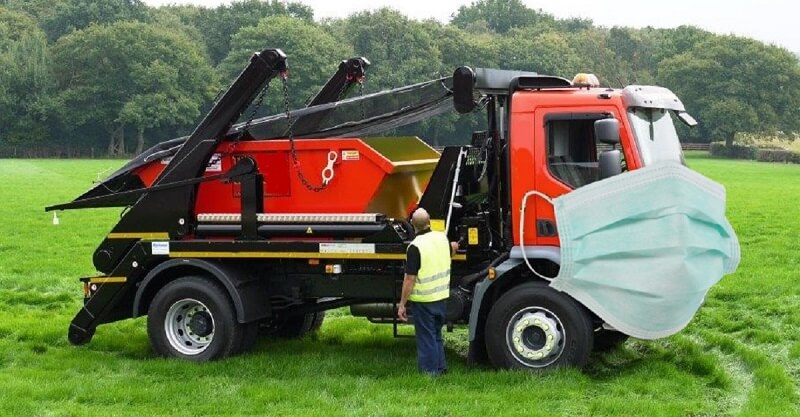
[358,76,366,120]
[282,76,331,193]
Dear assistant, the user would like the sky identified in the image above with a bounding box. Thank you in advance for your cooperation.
[143,0,800,52]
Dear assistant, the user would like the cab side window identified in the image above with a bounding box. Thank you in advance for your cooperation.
[545,115,612,189]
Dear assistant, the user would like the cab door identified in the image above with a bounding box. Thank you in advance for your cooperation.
[511,106,627,247]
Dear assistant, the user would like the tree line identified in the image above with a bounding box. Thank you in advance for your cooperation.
[1,0,799,157]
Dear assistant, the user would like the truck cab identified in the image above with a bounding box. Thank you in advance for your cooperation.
[509,84,691,247]
[428,68,701,368]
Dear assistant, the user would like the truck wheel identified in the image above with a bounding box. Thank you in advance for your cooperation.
[147,276,243,361]
[593,330,629,352]
[307,311,325,333]
[485,282,593,370]
[272,311,326,338]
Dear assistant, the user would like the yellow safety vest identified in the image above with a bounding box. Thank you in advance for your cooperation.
[408,231,451,302]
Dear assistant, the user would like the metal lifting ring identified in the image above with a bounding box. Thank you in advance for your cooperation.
[321,150,338,185]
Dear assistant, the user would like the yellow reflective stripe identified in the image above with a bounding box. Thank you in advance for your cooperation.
[89,277,127,284]
[413,280,448,293]
[411,282,450,301]
[410,290,449,302]
[416,269,450,284]
[107,232,169,240]
[411,283,450,297]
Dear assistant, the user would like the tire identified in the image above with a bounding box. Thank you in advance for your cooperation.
[485,281,593,370]
[593,330,629,352]
[270,311,326,338]
[147,276,244,361]
[307,311,325,333]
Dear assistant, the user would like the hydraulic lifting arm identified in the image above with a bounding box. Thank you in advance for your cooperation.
[307,57,370,107]
[48,55,369,210]
[67,48,287,273]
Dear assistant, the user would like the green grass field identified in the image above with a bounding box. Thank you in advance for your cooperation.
[0,154,798,416]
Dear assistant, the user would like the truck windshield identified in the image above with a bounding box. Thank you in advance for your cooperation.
[627,108,685,165]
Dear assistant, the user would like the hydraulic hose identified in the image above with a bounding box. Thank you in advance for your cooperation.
[520,191,555,281]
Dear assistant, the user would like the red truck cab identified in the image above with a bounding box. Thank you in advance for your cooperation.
[508,83,693,247]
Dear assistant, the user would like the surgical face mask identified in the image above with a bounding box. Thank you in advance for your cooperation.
[547,161,740,340]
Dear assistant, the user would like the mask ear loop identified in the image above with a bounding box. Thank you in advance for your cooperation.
[520,191,556,281]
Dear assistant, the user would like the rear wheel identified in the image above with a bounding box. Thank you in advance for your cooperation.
[265,311,326,338]
[307,311,325,333]
[148,276,244,361]
[485,281,593,370]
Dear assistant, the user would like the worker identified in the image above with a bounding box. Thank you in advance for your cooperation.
[397,207,456,376]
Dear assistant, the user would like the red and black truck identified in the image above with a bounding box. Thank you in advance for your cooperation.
[49,48,703,370]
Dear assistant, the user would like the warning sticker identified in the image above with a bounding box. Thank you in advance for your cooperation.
[319,243,375,254]
[206,153,223,172]
[468,227,479,245]
[151,241,170,255]
[341,150,360,161]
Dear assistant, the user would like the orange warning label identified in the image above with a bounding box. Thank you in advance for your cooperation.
[341,150,360,161]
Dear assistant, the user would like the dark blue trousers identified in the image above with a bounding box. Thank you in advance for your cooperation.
[409,300,447,375]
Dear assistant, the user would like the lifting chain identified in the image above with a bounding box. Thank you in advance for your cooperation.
[238,81,270,141]
[358,77,366,120]
[343,71,366,117]
[282,75,332,193]
[224,80,271,157]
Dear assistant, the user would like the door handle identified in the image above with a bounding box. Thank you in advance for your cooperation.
[536,219,558,237]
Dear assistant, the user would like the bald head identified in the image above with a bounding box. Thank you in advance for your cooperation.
[411,208,431,232]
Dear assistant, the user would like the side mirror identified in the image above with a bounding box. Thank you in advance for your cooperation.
[594,118,620,145]
[453,66,476,114]
[599,150,622,180]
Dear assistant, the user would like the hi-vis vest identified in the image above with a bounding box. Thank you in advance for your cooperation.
[408,231,451,303]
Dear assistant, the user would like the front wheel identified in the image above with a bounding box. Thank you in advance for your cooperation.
[147,276,244,361]
[485,281,593,370]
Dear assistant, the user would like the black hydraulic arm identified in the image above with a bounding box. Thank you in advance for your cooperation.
[88,48,287,273]
[49,55,369,210]
[307,57,369,106]
[152,48,287,185]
